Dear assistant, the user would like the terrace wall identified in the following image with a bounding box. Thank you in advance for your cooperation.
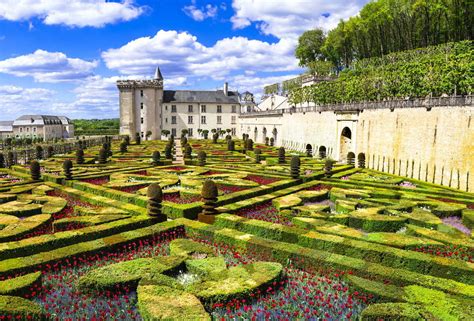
[238,97,474,192]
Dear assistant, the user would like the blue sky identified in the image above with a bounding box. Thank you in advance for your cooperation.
[0,0,368,120]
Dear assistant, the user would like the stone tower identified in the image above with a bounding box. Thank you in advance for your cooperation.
[117,67,164,140]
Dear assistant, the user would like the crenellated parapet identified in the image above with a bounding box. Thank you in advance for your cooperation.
[117,79,163,89]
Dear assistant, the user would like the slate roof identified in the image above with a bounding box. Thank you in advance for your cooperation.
[0,121,13,132]
[13,115,67,126]
[163,90,240,104]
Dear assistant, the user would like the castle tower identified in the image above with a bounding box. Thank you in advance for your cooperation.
[117,67,164,140]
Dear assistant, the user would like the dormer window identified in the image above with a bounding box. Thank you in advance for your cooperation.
[31,118,34,123]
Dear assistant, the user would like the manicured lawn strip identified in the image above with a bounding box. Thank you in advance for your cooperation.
[0,271,42,297]
[406,224,474,250]
[179,218,473,299]
[0,295,46,320]
[0,216,155,261]
[0,220,183,277]
[47,182,147,215]
[330,168,361,179]
[213,214,474,284]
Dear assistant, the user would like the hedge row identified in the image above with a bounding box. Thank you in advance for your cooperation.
[213,214,473,284]
[179,218,473,299]
[0,216,154,261]
[0,220,183,277]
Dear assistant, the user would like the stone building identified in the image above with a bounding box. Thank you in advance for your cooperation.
[0,115,74,140]
[118,68,248,139]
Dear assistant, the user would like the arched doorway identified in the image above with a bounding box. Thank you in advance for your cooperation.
[318,146,326,159]
[357,153,366,168]
[339,127,352,161]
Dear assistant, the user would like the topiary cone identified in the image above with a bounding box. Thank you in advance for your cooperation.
[255,148,262,163]
[63,159,73,180]
[152,151,160,166]
[278,147,285,164]
[197,151,206,166]
[98,148,107,164]
[76,149,84,164]
[147,183,166,222]
[30,160,41,180]
[0,153,4,168]
[198,180,218,224]
[290,155,300,179]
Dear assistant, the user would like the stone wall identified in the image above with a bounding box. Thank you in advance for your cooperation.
[238,102,474,192]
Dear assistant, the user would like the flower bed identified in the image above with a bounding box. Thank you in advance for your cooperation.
[235,202,291,226]
[245,175,281,185]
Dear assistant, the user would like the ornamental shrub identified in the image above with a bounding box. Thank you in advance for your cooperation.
[0,153,4,168]
[197,151,206,166]
[265,137,269,146]
[184,145,192,159]
[165,144,173,159]
[278,147,285,164]
[120,141,127,153]
[199,180,218,224]
[212,133,219,143]
[181,136,188,146]
[306,145,313,157]
[255,149,262,163]
[227,140,235,151]
[46,146,54,158]
[135,132,141,145]
[7,151,14,167]
[324,158,336,177]
[76,149,84,164]
[35,145,43,160]
[246,139,254,151]
[98,148,107,164]
[30,160,41,180]
[270,137,275,146]
[63,160,73,180]
[152,151,161,166]
[124,135,130,145]
[290,156,300,179]
[147,183,166,222]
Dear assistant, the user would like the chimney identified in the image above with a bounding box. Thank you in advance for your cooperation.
[223,82,228,96]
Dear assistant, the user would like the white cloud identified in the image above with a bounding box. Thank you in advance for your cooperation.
[0,49,98,83]
[183,2,218,21]
[0,85,56,118]
[0,0,145,28]
[230,0,367,38]
[102,30,300,79]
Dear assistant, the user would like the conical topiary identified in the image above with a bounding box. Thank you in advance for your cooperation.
[198,180,218,224]
[98,148,107,164]
[227,140,235,151]
[30,160,41,180]
[7,151,14,167]
[147,183,166,222]
[46,146,54,158]
[246,139,253,151]
[197,151,206,166]
[290,155,300,179]
[265,137,269,146]
[278,147,285,164]
[63,159,73,180]
[152,151,161,166]
[135,132,141,145]
[120,141,127,153]
[35,145,43,160]
[254,148,262,163]
[184,145,192,159]
[324,158,336,177]
[165,144,173,159]
[0,153,4,168]
[76,149,84,164]
[212,133,218,144]
[306,145,312,157]
[181,136,188,146]
[270,137,274,146]
[124,135,130,145]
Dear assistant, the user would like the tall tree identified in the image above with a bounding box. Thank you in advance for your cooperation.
[295,29,327,67]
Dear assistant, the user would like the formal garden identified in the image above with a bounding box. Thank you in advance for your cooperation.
[0,135,472,320]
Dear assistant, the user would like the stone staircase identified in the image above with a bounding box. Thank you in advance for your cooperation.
[173,139,185,165]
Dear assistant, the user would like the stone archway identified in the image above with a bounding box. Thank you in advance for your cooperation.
[339,127,352,161]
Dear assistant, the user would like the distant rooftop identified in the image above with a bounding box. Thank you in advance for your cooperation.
[0,121,13,132]
[12,115,71,126]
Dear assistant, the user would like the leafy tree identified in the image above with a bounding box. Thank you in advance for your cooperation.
[295,29,327,67]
